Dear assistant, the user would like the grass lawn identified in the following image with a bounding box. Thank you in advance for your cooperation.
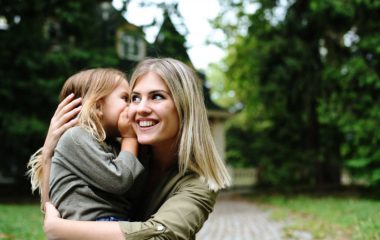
[0,204,44,240]
[248,192,380,240]
[1,192,379,240]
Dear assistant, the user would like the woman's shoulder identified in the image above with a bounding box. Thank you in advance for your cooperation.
[173,171,214,193]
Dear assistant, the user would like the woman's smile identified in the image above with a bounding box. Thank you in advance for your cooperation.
[137,118,159,128]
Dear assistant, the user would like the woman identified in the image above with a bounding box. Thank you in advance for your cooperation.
[43,58,231,239]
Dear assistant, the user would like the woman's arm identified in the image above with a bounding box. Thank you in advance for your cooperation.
[44,202,123,240]
[41,94,82,205]
[44,174,217,240]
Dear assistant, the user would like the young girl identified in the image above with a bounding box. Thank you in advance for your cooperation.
[28,68,144,221]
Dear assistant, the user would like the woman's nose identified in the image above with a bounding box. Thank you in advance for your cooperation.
[136,99,152,115]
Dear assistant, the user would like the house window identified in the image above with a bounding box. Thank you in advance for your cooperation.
[117,34,146,61]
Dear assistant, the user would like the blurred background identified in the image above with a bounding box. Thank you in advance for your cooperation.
[2,0,380,194]
[1,0,380,238]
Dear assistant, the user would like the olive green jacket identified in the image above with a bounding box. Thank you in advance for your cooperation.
[119,169,218,240]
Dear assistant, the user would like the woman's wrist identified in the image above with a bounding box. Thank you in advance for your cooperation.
[41,140,55,161]
[42,148,53,165]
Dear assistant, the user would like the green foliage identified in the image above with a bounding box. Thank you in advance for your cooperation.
[148,6,191,67]
[206,63,240,109]
[0,1,125,182]
[225,126,256,168]
[214,0,380,188]
[154,15,184,53]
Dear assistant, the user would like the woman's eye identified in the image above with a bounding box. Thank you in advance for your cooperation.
[152,94,164,100]
[131,95,141,102]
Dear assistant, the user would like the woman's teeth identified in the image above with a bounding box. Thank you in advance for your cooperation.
[139,121,155,127]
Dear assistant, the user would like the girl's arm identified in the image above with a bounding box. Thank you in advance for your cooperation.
[41,94,82,205]
[118,106,138,156]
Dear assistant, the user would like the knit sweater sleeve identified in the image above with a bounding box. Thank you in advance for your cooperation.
[53,126,144,195]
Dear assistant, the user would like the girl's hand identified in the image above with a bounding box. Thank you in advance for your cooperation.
[118,106,138,156]
[118,106,136,139]
[43,93,82,157]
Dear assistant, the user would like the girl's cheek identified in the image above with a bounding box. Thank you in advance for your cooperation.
[127,106,136,117]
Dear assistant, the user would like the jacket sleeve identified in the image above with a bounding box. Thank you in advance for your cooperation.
[54,127,144,194]
[118,176,218,240]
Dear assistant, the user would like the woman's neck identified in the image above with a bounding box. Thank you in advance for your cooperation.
[151,143,177,173]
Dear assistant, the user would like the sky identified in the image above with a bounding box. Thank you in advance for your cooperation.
[112,0,226,70]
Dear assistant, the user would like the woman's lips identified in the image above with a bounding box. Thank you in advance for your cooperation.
[137,119,159,128]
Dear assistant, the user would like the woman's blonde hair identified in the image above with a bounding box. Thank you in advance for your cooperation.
[27,68,127,194]
[130,58,231,191]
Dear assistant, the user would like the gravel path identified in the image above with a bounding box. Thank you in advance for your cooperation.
[196,192,312,240]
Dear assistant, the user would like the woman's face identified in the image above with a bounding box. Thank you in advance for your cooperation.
[129,72,180,147]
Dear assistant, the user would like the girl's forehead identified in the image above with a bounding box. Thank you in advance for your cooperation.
[118,79,130,88]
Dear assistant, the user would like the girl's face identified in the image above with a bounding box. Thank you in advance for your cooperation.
[129,72,180,148]
[101,79,130,137]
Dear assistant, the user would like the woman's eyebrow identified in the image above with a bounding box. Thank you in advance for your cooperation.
[150,90,170,95]
[130,90,143,96]
[132,90,171,96]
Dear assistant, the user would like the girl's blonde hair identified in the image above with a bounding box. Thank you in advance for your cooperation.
[27,68,127,194]
[130,58,231,191]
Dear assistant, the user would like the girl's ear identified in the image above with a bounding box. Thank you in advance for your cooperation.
[96,102,103,118]
[96,109,103,118]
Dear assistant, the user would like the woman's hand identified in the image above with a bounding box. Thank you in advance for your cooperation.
[41,94,82,205]
[43,203,124,240]
[44,202,61,220]
[43,94,82,157]
[44,202,61,239]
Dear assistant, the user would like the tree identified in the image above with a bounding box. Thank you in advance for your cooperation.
[149,7,191,66]
[0,0,124,185]
[213,0,380,188]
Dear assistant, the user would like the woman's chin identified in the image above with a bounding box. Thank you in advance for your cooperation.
[137,136,155,145]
